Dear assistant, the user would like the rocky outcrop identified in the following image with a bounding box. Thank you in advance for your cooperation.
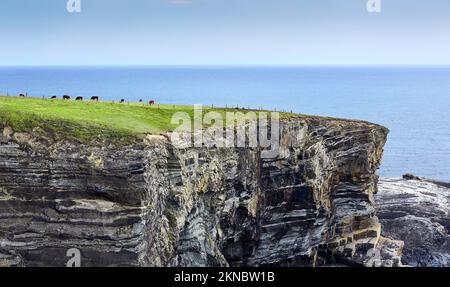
[0,118,402,267]
[376,177,450,267]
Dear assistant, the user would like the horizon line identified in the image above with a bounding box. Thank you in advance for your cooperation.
[1,64,450,68]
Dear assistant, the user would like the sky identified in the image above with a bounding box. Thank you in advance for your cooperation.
[0,0,449,66]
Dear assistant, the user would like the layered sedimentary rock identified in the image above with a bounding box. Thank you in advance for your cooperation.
[0,118,402,267]
[376,177,450,267]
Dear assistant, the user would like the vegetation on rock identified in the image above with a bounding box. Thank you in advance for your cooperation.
[0,96,302,143]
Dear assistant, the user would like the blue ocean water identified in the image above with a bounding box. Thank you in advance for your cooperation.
[0,66,449,181]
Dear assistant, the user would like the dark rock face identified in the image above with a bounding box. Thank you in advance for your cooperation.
[402,174,422,181]
[376,178,450,267]
[0,119,401,267]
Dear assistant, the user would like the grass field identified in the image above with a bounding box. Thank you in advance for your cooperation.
[0,96,298,143]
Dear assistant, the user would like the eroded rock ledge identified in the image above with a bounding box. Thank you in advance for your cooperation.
[376,177,450,267]
[0,118,402,267]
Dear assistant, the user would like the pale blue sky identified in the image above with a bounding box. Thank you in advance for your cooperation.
[1,0,449,66]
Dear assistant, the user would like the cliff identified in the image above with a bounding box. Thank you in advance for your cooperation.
[0,117,403,267]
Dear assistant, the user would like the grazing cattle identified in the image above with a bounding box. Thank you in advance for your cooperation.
[19,94,25,97]
[91,96,99,101]
[120,99,125,103]
[149,100,155,105]
[75,96,83,101]
[51,96,57,100]
[139,99,143,103]
[63,95,71,100]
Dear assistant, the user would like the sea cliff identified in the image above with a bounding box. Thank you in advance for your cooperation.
[0,115,406,267]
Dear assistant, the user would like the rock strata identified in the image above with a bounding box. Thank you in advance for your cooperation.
[376,178,450,267]
[0,118,402,267]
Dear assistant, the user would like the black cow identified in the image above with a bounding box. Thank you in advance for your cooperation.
[75,96,83,101]
[139,99,143,103]
[149,100,155,105]
[51,96,57,100]
[63,95,71,100]
[19,94,25,97]
[120,99,125,103]
[91,96,99,101]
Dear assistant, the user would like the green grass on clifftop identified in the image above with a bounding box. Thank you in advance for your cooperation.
[0,96,300,144]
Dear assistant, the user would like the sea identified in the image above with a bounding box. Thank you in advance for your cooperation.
[0,66,449,181]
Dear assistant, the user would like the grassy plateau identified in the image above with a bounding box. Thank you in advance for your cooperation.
[0,96,298,144]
